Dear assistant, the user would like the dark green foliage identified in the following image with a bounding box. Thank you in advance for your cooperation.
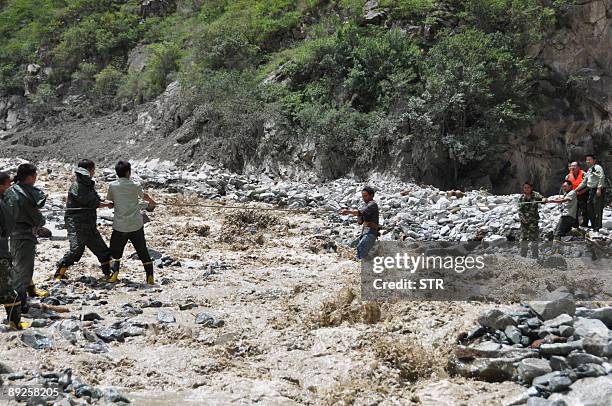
[0,0,573,178]
[411,28,537,169]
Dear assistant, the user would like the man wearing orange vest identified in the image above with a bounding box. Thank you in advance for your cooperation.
[565,161,588,227]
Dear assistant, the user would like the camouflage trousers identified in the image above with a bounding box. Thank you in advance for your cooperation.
[520,223,539,259]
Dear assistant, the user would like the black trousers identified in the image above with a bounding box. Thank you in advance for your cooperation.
[58,225,110,268]
[576,192,588,227]
[110,227,152,264]
[555,215,575,238]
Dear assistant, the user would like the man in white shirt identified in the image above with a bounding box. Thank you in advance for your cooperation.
[106,160,156,284]
[549,180,578,240]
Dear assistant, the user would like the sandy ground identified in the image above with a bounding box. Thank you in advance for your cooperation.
[1,165,531,405]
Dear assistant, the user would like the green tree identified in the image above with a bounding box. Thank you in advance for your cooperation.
[410,28,536,180]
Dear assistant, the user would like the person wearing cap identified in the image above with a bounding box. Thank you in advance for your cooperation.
[575,154,606,230]
[340,186,380,260]
[55,159,113,281]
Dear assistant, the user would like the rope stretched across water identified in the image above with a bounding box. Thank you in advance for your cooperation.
[40,200,549,214]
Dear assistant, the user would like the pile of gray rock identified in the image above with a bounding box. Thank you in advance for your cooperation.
[1,158,611,245]
[0,365,130,405]
[450,290,612,405]
[122,160,612,244]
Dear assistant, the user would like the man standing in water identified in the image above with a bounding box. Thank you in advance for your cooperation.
[340,186,380,260]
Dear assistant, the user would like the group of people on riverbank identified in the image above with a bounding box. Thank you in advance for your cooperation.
[519,154,607,258]
[0,160,155,330]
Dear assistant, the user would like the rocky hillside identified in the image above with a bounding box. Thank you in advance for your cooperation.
[0,0,610,194]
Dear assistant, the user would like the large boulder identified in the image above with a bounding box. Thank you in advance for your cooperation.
[517,358,552,384]
[477,309,517,330]
[529,290,576,321]
[573,318,609,340]
[576,307,612,329]
[549,375,612,405]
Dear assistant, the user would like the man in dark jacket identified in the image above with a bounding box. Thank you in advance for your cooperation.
[340,186,380,260]
[0,171,28,329]
[55,159,113,281]
[3,163,48,311]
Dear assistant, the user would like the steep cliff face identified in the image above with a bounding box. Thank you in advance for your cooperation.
[498,0,612,194]
[0,1,610,195]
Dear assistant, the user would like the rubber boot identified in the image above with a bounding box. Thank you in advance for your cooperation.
[53,266,68,281]
[144,261,154,285]
[100,261,111,278]
[27,283,49,298]
[107,260,120,283]
[5,303,29,330]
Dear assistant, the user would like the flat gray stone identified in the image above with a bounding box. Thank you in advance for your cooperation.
[582,333,612,357]
[533,371,562,387]
[567,352,604,368]
[543,314,574,329]
[576,307,612,329]
[548,375,572,393]
[505,325,523,345]
[549,375,612,405]
[478,309,516,330]
[157,310,176,324]
[530,292,575,321]
[559,325,575,337]
[518,358,552,384]
[550,356,569,371]
[573,318,608,339]
[540,340,583,356]
[526,399,552,406]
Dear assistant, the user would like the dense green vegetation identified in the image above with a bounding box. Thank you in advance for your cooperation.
[0,0,571,177]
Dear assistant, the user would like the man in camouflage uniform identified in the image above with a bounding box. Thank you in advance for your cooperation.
[518,182,547,259]
[55,160,113,281]
[0,171,28,330]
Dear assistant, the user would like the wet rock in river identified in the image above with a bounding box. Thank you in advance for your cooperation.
[157,310,176,324]
[195,312,224,328]
[21,331,53,349]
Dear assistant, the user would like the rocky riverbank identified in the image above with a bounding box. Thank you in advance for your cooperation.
[452,292,612,405]
[0,158,610,405]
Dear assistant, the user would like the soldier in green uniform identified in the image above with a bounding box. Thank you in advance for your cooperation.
[0,171,28,329]
[3,163,49,313]
[575,154,606,230]
[518,182,547,259]
[54,159,113,281]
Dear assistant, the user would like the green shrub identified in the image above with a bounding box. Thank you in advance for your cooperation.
[28,82,58,120]
[118,42,182,103]
[94,65,125,101]
[70,62,99,94]
[405,28,537,176]
[279,25,420,112]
